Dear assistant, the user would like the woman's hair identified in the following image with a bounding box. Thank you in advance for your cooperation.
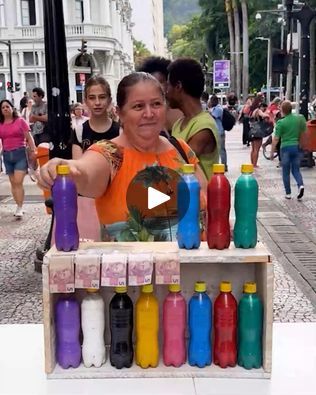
[116,72,164,109]
[72,102,83,111]
[250,95,263,113]
[271,96,281,104]
[281,100,292,115]
[137,56,171,80]
[0,100,19,123]
[84,75,112,100]
[210,95,219,107]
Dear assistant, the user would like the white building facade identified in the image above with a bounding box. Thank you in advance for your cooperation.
[130,0,165,56]
[0,0,134,104]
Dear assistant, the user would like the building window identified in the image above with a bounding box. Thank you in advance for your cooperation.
[21,0,36,26]
[75,0,84,23]
[23,52,39,66]
[0,54,3,67]
[25,72,40,91]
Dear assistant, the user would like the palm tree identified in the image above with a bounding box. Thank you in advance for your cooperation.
[241,0,249,102]
[225,0,236,92]
[232,0,241,99]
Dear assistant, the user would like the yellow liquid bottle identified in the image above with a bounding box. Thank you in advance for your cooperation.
[135,284,159,368]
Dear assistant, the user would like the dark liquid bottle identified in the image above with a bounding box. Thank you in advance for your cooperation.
[52,164,79,251]
[109,286,134,369]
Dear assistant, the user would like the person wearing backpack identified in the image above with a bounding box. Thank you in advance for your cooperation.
[209,95,227,172]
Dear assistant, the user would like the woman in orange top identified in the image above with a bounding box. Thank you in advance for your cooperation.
[38,72,207,241]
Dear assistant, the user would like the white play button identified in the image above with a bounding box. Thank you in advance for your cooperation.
[148,187,170,210]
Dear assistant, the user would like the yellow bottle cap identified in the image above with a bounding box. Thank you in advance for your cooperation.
[213,164,225,174]
[168,284,181,292]
[194,281,206,292]
[56,164,70,175]
[241,164,254,173]
[86,288,99,293]
[220,281,232,292]
[142,284,153,293]
[115,286,127,293]
[243,282,257,293]
[182,164,195,174]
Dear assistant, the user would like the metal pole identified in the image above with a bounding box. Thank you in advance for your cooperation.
[280,21,285,98]
[267,38,271,104]
[33,41,38,86]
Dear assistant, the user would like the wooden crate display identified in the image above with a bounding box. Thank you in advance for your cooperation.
[43,241,273,379]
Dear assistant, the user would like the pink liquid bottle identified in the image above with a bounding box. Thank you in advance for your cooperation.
[163,284,187,367]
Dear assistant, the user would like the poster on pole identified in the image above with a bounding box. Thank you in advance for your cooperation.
[213,60,230,89]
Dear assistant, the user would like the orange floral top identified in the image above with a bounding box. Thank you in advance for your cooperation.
[88,139,199,229]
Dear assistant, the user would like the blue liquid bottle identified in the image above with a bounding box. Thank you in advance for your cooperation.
[177,164,201,249]
[238,282,263,369]
[52,165,79,251]
[55,296,81,369]
[188,281,212,367]
[234,164,258,248]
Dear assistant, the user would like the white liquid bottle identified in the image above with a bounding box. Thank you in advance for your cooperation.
[81,288,106,367]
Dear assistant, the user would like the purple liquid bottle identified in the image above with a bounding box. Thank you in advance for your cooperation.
[52,165,79,251]
[55,296,81,369]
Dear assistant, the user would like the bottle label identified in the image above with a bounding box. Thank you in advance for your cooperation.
[101,253,128,287]
[49,255,75,293]
[155,252,180,285]
[75,254,101,289]
[128,252,153,286]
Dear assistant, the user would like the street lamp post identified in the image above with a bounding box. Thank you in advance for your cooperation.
[256,37,272,104]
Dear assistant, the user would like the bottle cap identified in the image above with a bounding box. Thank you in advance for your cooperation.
[168,284,181,292]
[56,164,70,175]
[142,284,153,293]
[115,286,127,293]
[243,282,257,293]
[182,164,195,174]
[213,164,225,174]
[194,281,206,292]
[86,288,99,293]
[220,281,232,292]
[241,164,254,173]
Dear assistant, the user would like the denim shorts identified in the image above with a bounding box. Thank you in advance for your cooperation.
[3,147,28,175]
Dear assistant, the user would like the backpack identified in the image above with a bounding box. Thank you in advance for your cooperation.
[222,108,236,131]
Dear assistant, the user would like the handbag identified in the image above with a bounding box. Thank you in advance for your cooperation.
[249,119,274,139]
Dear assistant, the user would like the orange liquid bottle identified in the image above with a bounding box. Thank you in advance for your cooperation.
[135,284,159,368]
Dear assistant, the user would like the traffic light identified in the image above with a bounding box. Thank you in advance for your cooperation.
[6,81,13,92]
[15,82,21,92]
[78,39,88,54]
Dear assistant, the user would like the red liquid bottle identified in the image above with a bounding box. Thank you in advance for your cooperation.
[214,281,237,368]
[207,164,231,249]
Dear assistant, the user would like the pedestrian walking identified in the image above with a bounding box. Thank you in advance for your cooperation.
[238,96,253,146]
[270,100,306,200]
[0,99,36,218]
[29,87,48,146]
[209,95,227,171]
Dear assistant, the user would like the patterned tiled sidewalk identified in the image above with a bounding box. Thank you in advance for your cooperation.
[0,123,315,324]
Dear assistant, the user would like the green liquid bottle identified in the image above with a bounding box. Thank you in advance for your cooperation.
[233,164,258,248]
[238,282,263,369]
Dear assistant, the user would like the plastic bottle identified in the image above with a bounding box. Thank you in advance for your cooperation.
[188,281,212,367]
[81,288,106,368]
[135,284,159,368]
[52,164,79,251]
[238,282,263,369]
[163,284,187,367]
[207,164,231,250]
[55,296,81,369]
[233,164,258,248]
[109,286,134,369]
[214,281,237,368]
[177,164,201,249]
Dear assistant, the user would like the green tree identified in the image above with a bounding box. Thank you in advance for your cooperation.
[133,39,151,70]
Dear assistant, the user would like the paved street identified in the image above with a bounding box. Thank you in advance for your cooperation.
[0,123,316,324]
